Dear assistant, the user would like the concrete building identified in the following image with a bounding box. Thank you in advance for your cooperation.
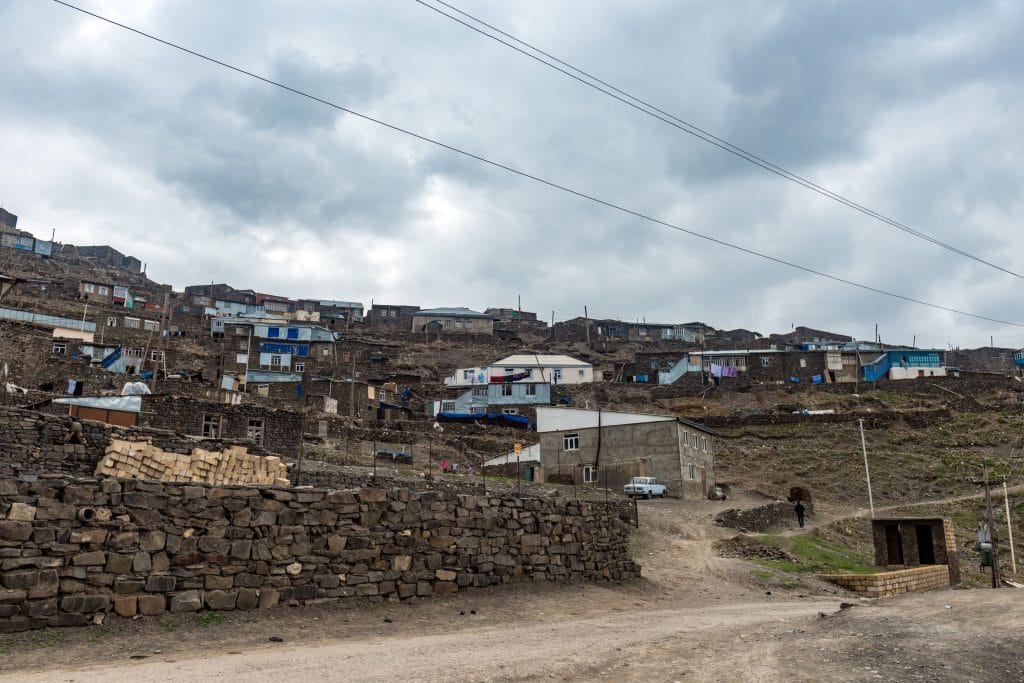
[411,307,494,335]
[536,407,715,499]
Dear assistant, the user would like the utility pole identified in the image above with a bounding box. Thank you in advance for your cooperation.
[584,305,591,348]
[983,462,1002,588]
[348,349,356,421]
[149,291,170,394]
[1003,480,1017,575]
[859,419,875,518]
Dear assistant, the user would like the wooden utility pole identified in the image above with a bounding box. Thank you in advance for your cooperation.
[983,463,1002,588]
[348,349,356,421]
[149,291,171,393]
[1003,480,1017,575]
[859,419,875,518]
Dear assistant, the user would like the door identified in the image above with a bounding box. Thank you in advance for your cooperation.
[885,524,904,565]
[916,524,936,564]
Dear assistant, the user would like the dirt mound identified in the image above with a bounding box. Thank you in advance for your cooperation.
[714,534,796,561]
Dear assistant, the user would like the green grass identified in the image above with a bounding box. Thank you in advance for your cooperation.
[159,618,179,632]
[27,629,68,647]
[751,533,878,574]
[193,612,230,627]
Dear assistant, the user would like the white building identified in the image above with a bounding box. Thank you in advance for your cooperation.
[443,354,595,388]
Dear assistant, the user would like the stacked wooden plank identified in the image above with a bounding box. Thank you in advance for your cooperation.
[95,437,289,486]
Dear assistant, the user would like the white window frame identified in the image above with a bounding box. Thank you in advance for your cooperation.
[552,368,563,382]
[563,433,580,451]
[97,285,109,296]
[126,347,144,358]
[83,283,95,293]
[106,317,117,327]
[150,350,164,362]
[701,436,708,452]
[143,319,160,332]
[295,362,305,373]
[691,432,698,448]
[123,317,140,329]
[501,408,518,415]
[52,342,67,354]
[201,414,222,438]
[761,356,770,367]
[681,430,688,448]
[246,419,265,446]
[687,463,697,480]
[440,400,456,412]
[500,384,513,397]
[525,384,537,396]
[582,465,598,483]
[270,354,282,369]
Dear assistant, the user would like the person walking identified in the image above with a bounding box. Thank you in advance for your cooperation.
[794,500,806,528]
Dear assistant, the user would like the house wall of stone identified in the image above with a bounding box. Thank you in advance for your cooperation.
[0,475,639,632]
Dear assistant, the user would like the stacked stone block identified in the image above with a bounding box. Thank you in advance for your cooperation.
[0,475,639,632]
[95,438,289,486]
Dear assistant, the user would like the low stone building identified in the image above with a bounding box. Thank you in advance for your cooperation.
[535,407,715,499]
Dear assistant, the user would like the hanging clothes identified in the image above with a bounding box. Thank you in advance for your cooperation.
[721,366,739,378]
[710,363,723,378]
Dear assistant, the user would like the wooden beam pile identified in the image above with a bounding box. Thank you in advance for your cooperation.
[95,437,289,486]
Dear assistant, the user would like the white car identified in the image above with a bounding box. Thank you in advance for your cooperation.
[624,477,666,499]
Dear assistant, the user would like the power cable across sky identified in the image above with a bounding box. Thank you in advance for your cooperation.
[413,0,1024,281]
[49,0,1024,329]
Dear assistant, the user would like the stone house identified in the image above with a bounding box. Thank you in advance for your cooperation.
[368,304,421,331]
[536,406,715,499]
[78,280,115,305]
[411,308,494,335]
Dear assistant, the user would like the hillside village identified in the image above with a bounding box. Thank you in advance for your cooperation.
[3,205,1024,670]
[4,206,1021,481]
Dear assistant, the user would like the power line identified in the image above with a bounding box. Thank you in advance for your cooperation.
[413,0,1024,281]
[49,0,1024,329]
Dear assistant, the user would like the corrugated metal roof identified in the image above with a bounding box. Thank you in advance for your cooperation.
[494,354,591,368]
[53,396,142,412]
[416,307,491,318]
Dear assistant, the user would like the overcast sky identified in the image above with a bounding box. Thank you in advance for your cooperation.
[1,1,1022,348]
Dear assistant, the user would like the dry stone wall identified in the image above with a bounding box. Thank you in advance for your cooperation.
[0,475,638,632]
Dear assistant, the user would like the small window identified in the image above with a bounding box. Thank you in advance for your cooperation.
[578,369,585,377]
[691,433,698,448]
[256,384,270,396]
[202,414,222,438]
[84,283,95,293]
[463,369,474,380]
[443,319,452,329]
[526,384,537,396]
[501,384,513,397]
[441,400,456,412]
[701,436,708,452]
[504,367,515,376]
[760,356,770,367]
[150,350,164,362]
[455,320,463,329]
[563,433,579,451]
[286,328,299,340]
[681,430,688,447]
[144,320,160,332]
[124,317,140,329]
[239,340,247,350]
[552,368,563,382]
[98,286,109,296]
[321,347,330,356]
[501,408,518,415]
[234,327,247,335]
[267,327,280,338]
[582,465,598,483]
[52,342,67,354]
[246,419,264,446]
[295,362,305,373]
[270,355,282,369]
[799,358,807,368]
[236,354,248,364]
[687,463,697,480]
[473,386,487,397]
[470,405,486,414]
[126,347,144,358]
[106,317,117,327]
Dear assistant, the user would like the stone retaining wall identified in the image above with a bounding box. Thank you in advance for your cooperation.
[0,475,638,632]
[820,565,951,597]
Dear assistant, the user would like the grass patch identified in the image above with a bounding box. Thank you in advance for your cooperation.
[752,532,877,574]
[194,612,230,627]
[159,618,179,632]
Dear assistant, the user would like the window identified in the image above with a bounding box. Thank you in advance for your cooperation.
[501,384,513,397]
[295,362,305,373]
[267,327,280,338]
[578,369,585,377]
[473,386,487,397]
[321,347,330,356]
[52,342,67,354]
[638,328,647,336]
[256,384,270,397]
[150,350,164,362]
[799,358,807,368]
[552,368,563,383]
[97,286,109,296]
[455,320,463,329]
[234,327,247,335]
[239,340,247,350]
[681,430,688,447]
[270,355,282,369]
[441,400,456,412]
[502,408,518,415]
[83,283,95,293]
[504,367,514,376]
[123,317,140,329]
[246,419,264,446]
[443,319,452,329]
[701,436,708,452]
[201,414,222,438]
[106,317,117,327]
[143,320,160,332]
[470,405,486,414]
[126,347,144,358]
[236,354,248,364]
[691,432,698,448]
[463,369,474,381]
[286,328,299,340]
[582,465,598,483]
[526,384,537,396]
[760,356,770,367]
[389,309,397,317]
[687,463,697,480]
[563,433,579,451]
